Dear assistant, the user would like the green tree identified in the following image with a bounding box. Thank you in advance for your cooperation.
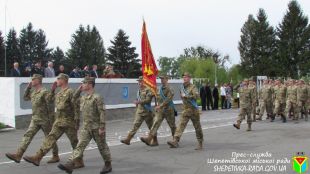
[19,23,37,66]
[66,25,105,68]
[276,0,310,78]
[0,31,5,76]
[51,46,65,67]
[5,28,20,74]
[158,56,174,76]
[34,29,52,62]
[106,29,140,78]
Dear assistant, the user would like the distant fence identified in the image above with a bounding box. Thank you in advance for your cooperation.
[0,77,183,128]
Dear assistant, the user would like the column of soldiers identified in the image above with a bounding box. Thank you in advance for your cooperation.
[5,72,204,174]
[234,78,310,131]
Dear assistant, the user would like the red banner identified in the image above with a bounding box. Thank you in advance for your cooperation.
[141,21,158,95]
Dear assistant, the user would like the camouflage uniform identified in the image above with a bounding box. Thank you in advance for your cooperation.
[258,84,273,120]
[233,80,253,131]
[167,81,203,149]
[248,83,257,121]
[68,90,111,163]
[120,81,155,145]
[285,85,298,121]
[273,84,287,121]
[148,85,176,137]
[297,83,308,121]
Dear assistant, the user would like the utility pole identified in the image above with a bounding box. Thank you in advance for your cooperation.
[4,2,7,77]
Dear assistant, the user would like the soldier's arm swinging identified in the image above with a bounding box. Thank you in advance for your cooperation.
[96,96,106,135]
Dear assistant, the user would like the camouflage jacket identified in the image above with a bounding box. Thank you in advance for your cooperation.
[286,86,297,104]
[180,83,199,110]
[24,87,51,125]
[297,85,308,102]
[49,87,79,127]
[79,91,106,130]
[274,85,287,104]
[136,87,154,115]
[259,85,273,101]
[157,85,174,110]
[239,85,253,108]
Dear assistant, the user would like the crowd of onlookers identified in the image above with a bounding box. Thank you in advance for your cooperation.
[9,61,119,78]
[200,83,234,111]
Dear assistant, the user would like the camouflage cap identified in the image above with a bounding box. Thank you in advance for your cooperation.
[182,72,191,77]
[159,74,169,79]
[57,73,69,81]
[31,74,43,81]
[137,76,143,81]
[82,77,95,83]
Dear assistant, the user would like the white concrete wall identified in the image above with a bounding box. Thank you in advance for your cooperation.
[0,77,183,128]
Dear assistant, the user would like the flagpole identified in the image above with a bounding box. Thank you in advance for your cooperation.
[4,1,7,77]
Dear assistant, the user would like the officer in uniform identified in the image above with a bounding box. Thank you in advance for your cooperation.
[233,78,253,131]
[58,77,112,174]
[257,80,274,121]
[297,79,308,121]
[120,76,157,146]
[167,72,204,150]
[23,73,83,168]
[273,79,287,122]
[140,74,176,146]
[6,74,59,163]
[248,79,257,121]
[285,79,298,123]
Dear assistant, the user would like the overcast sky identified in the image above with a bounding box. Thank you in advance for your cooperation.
[0,0,309,66]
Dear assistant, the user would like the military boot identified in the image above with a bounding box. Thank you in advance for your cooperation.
[167,137,179,148]
[246,123,252,131]
[270,114,275,122]
[305,115,308,121]
[140,134,154,146]
[5,149,24,163]
[100,161,112,174]
[150,135,159,147]
[73,158,85,169]
[23,150,44,166]
[252,115,256,122]
[58,161,74,174]
[233,121,241,129]
[47,154,60,163]
[120,134,133,145]
[195,140,203,150]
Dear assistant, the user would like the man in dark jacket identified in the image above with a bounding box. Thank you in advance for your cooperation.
[10,62,21,77]
[31,61,45,77]
[206,83,213,110]
[200,84,207,111]
[213,84,219,110]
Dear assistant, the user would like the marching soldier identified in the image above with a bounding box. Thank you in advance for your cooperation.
[233,78,253,131]
[257,80,274,121]
[273,79,287,122]
[285,79,298,123]
[297,80,308,121]
[58,77,112,174]
[140,74,176,146]
[5,74,59,164]
[120,76,157,146]
[167,72,204,150]
[23,73,83,168]
[248,79,257,121]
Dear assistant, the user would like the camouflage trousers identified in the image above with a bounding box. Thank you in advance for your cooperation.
[69,128,111,162]
[149,107,176,136]
[298,100,308,118]
[174,108,203,143]
[252,102,257,120]
[274,100,286,115]
[128,111,154,137]
[237,107,252,124]
[259,100,273,118]
[18,120,58,155]
[285,101,298,120]
[38,123,78,156]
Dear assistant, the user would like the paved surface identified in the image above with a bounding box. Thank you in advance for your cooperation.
[0,109,309,174]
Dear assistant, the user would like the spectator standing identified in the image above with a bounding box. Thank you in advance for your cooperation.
[226,84,232,109]
[10,62,21,77]
[213,84,219,110]
[90,65,99,78]
[44,61,55,77]
[31,62,45,77]
[69,67,81,78]
[220,83,227,109]
[81,65,91,77]
[206,83,213,110]
[56,65,66,76]
[200,84,207,111]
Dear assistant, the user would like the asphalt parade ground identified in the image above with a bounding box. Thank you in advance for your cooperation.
[0,109,309,174]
